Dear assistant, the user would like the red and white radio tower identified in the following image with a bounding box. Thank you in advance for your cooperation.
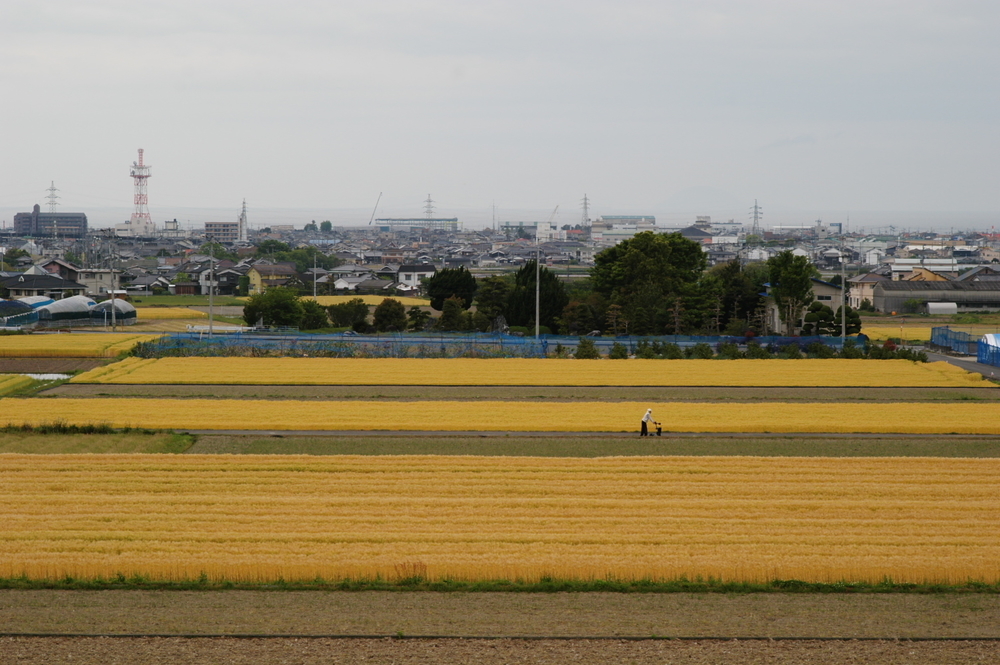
[129,148,152,229]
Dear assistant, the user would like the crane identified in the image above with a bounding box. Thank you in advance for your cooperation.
[367,192,383,225]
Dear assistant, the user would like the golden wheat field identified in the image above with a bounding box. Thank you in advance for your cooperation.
[70,357,987,387]
[0,454,996,584]
[0,334,161,358]
[135,307,207,320]
[862,326,933,342]
[0,374,33,396]
[2,398,998,433]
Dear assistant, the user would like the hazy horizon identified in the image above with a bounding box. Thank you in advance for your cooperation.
[2,1,998,229]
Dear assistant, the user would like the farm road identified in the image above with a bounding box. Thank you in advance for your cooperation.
[1,636,997,665]
[2,591,998,639]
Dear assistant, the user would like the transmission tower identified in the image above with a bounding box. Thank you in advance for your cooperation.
[129,149,152,230]
[45,181,60,213]
[749,199,763,242]
[581,194,590,226]
[424,194,435,219]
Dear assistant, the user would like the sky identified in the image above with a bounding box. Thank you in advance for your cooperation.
[1,0,998,231]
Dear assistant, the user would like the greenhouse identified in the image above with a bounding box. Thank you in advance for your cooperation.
[35,295,98,328]
[0,299,39,328]
[91,299,137,326]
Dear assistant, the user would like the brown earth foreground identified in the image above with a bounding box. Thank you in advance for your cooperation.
[1,636,997,665]
[2,591,999,638]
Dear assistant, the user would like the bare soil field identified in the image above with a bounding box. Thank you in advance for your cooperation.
[0,359,104,374]
[42,384,1000,402]
[186,434,1000,457]
[1,636,997,665]
[2,591,998,638]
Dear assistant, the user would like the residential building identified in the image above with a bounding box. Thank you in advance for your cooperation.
[247,263,298,294]
[13,205,88,238]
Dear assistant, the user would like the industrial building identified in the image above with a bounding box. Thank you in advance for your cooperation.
[13,205,88,238]
[375,218,461,232]
[873,281,1000,313]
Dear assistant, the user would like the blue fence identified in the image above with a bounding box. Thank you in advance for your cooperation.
[134,331,867,359]
[931,327,979,355]
[978,341,1000,367]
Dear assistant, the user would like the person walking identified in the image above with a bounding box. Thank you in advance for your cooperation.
[641,408,654,437]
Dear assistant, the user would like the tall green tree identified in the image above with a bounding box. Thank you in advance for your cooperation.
[243,287,304,327]
[299,299,330,329]
[506,260,569,332]
[327,298,369,329]
[474,275,511,320]
[426,267,478,311]
[705,260,769,334]
[373,298,408,331]
[436,296,466,331]
[590,232,708,334]
[320,221,333,233]
[766,250,817,335]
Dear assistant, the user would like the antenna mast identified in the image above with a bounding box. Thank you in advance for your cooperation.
[129,149,152,232]
[45,181,60,213]
[424,194,435,219]
[581,194,590,226]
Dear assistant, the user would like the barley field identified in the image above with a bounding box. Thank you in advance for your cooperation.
[0,334,161,358]
[1,454,996,584]
[71,357,987,387]
[135,308,207,320]
[2,397,998,433]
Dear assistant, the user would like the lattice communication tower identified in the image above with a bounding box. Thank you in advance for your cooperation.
[581,194,590,226]
[424,194,435,219]
[129,149,152,229]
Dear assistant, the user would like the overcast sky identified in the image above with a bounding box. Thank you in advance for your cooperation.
[1,0,998,230]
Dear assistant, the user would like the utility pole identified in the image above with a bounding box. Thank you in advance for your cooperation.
[313,250,317,299]
[841,246,847,338]
[208,239,214,337]
[535,238,540,339]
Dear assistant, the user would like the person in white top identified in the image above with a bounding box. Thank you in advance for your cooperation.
[641,408,654,437]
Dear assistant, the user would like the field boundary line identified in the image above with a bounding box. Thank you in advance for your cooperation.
[3,633,1000,641]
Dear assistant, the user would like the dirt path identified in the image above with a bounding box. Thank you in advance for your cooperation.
[2,591,998,638]
[2,636,996,665]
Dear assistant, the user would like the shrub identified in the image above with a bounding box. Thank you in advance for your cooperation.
[688,342,714,359]
[575,337,601,359]
[745,341,772,359]
[716,342,742,359]
[806,341,836,358]
[780,343,803,359]
[661,343,684,359]
[840,339,864,359]
[608,342,629,359]
[635,340,657,359]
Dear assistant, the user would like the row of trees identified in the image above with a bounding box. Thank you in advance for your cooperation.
[421,233,836,336]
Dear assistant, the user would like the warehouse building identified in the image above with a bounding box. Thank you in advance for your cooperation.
[873,281,1000,313]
